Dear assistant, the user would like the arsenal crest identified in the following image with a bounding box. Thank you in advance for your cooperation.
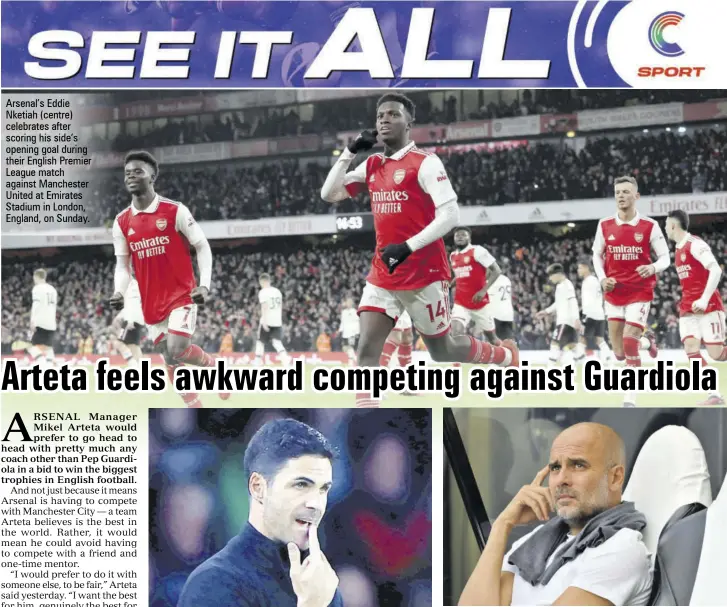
[634,232,643,243]
[464,256,470,263]
[393,169,406,185]
[681,253,686,262]
[156,218,167,231]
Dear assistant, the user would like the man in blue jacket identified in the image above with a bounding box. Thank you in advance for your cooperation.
[178,419,343,607]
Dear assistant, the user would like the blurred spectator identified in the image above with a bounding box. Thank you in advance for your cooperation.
[3,228,725,353]
[75,125,727,228]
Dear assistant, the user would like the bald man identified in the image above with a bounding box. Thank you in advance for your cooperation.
[459,423,652,606]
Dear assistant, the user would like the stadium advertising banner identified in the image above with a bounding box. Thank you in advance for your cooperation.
[3,3,727,607]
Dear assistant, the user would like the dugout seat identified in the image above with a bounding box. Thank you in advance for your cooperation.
[688,470,727,605]
[623,425,712,557]
[648,503,707,605]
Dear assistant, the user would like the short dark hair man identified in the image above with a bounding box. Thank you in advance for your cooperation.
[459,423,652,606]
[178,419,343,607]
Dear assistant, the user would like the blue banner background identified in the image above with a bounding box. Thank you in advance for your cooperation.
[1,0,630,88]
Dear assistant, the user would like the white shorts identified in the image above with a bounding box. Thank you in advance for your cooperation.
[679,311,726,345]
[605,301,651,329]
[359,281,450,337]
[451,303,495,332]
[393,311,412,331]
[148,304,197,345]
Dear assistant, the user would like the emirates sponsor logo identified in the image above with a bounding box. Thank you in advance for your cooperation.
[676,264,692,280]
[371,190,409,202]
[156,218,168,231]
[393,169,406,184]
[454,266,472,278]
[129,235,171,252]
[634,232,643,243]
[607,244,643,261]
[607,245,643,253]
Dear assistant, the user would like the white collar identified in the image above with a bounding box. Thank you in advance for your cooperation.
[676,232,691,249]
[386,141,416,161]
[131,194,160,215]
[614,211,641,226]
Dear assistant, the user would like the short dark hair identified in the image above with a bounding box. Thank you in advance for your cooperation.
[124,150,159,178]
[454,226,472,236]
[377,93,416,121]
[547,263,564,276]
[667,209,689,230]
[243,419,336,488]
[259,273,271,282]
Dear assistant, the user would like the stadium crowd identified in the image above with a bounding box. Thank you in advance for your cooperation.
[3,228,725,355]
[95,89,725,151]
[85,125,727,226]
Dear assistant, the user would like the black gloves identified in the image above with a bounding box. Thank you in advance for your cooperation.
[347,130,378,154]
[379,243,412,274]
[109,292,124,310]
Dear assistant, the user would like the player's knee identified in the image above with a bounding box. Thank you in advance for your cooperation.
[357,337,379,361]
[167,341,187,361]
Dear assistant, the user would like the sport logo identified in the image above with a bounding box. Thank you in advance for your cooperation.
[634,233,644,243]
[648,12,685,57]
[638,11,704,78]
[393,169,406,185]
[156,218,167,231]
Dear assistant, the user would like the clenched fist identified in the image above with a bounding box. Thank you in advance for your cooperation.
[287,524,339,607]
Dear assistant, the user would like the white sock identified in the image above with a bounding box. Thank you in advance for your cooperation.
[45,348,55,362]
[271,340,290,364]
[639,336,651,350]
[28,346,42,360]
[573,343,586,362]
[548,345,561,366]
[344,346,356,364]
[598,341,612,360]
[561,349,575,368]
[255,341,264,358]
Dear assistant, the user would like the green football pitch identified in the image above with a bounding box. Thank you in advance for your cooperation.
[3,362,724,408]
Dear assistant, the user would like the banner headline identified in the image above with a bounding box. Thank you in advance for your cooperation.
[2,0,725,88]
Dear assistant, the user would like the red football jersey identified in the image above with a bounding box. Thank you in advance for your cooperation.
[675,234,724,316]
[593,214,666,306]
[451,245,495,310]
[113,196,199,325]
[344,142,455,290]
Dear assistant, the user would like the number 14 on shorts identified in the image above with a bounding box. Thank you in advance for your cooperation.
[426,299,449,323]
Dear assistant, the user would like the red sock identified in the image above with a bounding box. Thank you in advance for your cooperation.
[379,340,397,367]
[166,364,202,407]
[398,343,412,367]
[687,352,707,366]
[466,336,507,365]
[623,336,641,367]
[175,344,215,367]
